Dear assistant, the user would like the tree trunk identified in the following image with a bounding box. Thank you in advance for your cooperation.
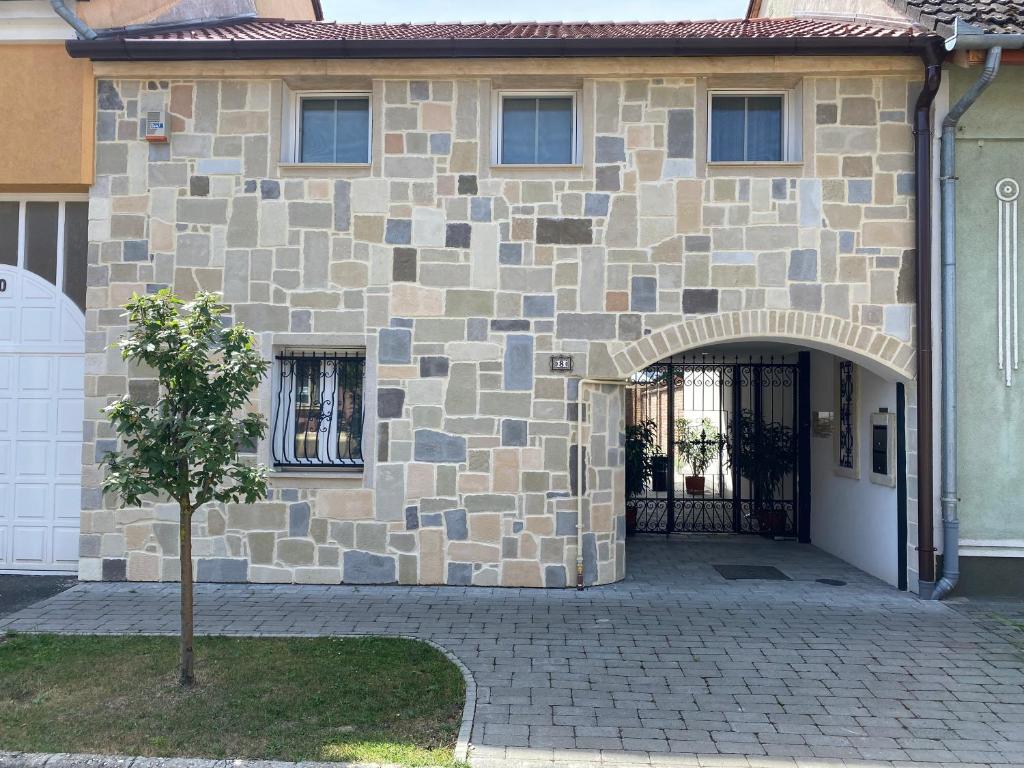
[179,503,195,687]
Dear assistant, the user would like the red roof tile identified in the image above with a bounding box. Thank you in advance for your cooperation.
[106,17,929,42]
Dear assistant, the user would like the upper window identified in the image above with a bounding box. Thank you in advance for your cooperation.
[0,199,88,312]
[496,93,578,165]
[271,350,365,469]
[709,92,795,163]
[295,94,371,164]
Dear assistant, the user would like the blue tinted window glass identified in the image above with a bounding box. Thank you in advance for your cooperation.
[301,99,335,163]
[501,96,574,164]
[710,96,746,162]
[501,98,539,164]
[301,98,370,163]
[746,96,783,161]
[537,98,574,164]
[334,98,371,163]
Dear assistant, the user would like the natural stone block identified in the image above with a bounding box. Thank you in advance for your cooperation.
[498,243,522,265]
[596,165,621,192]
[196,558,248,583]
[630,276,657,312]
[446,222,471,248]
[447,562,473,585]
[414,429,467,463]
[585,193,610,217]
[277,538,315,566]
[385,219,412,245]
[420,356,450,377]
[682,288,718,314]
[545,564,568,588]
[667,109,694,159]
[446,289,494,316]
[788,249,818,281]
[841,97,877,125]
[501,419,528,447]
[393,248,417,282]
[343,550,397,584]
[378,388,405,418]
[536,218,593,245]
[412,207,445,246]
[445,509,468,540]
[523,295,554,317]
[288,502,310,537]
[790,283,822,311]
[503,335,534,391]
[378,328,412,364]
[596,136,626,163]
[556,313,616,340]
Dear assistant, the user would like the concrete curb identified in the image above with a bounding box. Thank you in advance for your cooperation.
[0,755,403,768]
[0,633,476,767]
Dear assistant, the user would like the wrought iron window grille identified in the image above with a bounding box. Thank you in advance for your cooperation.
[271,350,365,469]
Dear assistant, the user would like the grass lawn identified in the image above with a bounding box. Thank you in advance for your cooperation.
[0,634,466,767]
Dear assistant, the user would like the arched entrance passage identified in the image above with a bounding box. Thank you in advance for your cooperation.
[612,309,915,384]
[617,311,917,590]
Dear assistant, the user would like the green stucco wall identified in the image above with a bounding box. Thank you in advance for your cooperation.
[951,66,1024,542]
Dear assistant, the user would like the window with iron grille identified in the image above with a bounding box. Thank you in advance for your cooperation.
[271,350,365,469]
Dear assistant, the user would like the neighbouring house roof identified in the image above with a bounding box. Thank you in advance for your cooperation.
[66,17,939,60]
[886,0,1024,35]
[747,1,1024,36]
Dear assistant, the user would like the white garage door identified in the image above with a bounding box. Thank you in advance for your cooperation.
[0,200,86,572]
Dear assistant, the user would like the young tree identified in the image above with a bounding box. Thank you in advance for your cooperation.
[102,290,268,686]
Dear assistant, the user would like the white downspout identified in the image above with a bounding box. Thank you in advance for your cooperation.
[575,377,624,590]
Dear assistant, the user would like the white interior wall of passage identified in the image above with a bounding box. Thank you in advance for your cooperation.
[809,350,899,586]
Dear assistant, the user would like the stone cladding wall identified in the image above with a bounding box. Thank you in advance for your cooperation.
[80,68,920,585]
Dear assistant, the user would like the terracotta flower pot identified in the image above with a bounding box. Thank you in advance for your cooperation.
[685,475,706,495]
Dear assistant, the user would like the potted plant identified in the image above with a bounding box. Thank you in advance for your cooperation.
[726,409,796,535]
[624,419,658,533]
[676,417,721,496]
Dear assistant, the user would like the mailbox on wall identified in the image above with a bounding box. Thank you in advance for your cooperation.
[870,410,897,487]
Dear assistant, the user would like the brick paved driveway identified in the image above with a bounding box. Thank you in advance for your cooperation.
[2,536,1022,767]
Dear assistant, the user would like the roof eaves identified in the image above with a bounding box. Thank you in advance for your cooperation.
[66,33,941,61]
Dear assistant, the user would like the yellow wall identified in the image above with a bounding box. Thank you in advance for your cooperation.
[0,43,93,191]
[255,0,319,19]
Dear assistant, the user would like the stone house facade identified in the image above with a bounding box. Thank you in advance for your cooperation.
[71,19,932,587]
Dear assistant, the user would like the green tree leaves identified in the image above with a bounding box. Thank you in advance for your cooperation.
[101,290,269,510]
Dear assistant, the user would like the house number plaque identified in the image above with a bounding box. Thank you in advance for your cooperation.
[550,354,573,372]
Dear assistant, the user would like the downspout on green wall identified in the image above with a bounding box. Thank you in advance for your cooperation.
[932,20,1024,600]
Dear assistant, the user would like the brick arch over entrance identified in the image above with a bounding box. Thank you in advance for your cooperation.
[612,309,916,382]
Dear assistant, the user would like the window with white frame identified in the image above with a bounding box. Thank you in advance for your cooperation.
[708,91,800,163]
[495,92,578,165]
[271,350,365,469]
[0,199,88,311]
[290,93,372,164]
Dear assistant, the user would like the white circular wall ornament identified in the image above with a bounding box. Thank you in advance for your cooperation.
[996,177,1020,386]
[996,177,1020,202]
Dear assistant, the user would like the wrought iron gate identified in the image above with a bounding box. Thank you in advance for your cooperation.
[626,354,808,537]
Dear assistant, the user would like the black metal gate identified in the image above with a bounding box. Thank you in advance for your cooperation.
[626,354,809,537]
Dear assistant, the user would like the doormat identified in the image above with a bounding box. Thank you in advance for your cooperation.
[816,578,847,586]
[713,564,791,581]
